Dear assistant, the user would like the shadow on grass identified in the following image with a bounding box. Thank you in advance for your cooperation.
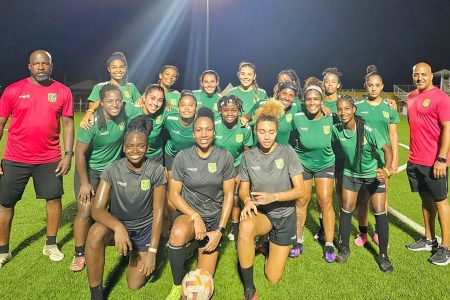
[388,212,422,242]
[104,255,128,299]
[11,202,77,257]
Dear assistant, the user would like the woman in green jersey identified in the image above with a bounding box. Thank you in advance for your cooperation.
[80,52,141,129]
[238,101,305,300]
[86,116,166,300]
[272,69,302,103]
[290,78,336,262]
[194,70,222,120]
[126,84,166,164]
[333,95,394,273]
[354,65,399,247]
[70,84,127,272]
[228,61,267,115]
[214,95,253,245]
[158,65,181,107]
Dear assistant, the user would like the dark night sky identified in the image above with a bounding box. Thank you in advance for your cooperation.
[1,0,449,93]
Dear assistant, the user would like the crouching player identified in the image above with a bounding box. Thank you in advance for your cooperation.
[85,115,166,299]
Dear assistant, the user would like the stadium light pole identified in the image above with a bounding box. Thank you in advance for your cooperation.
[206,0,210,70]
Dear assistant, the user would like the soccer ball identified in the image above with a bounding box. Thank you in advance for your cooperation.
[181,268,214,300]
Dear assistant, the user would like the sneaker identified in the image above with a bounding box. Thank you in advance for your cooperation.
[405,236,438,252]
[228,232,235,241]
[377,254,393,273]
[243,287,258,300]
[336,247,350,263]
[313,228,324,242]
[288,242,304,258]
[323,245,336,263]
[42,245,64,262]
[0,253,12,268]
[372,233,379,246]
[429,246,450,266]
[354,233,368,247]
[69,255,85,272]
[166,284,182,300]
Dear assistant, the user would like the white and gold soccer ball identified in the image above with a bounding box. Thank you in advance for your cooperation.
[181,268,214,300]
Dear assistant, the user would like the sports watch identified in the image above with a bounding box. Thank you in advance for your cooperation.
[436,157,447,164]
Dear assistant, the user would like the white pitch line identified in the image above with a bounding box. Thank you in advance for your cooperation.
[390,142,441,243]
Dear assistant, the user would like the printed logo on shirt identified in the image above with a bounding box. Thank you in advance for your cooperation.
[363,137,367,145]
[141,179,151,191]
[250,166,261,170]
[382,111,389,118]
[236,134,243,143]
[422,99,431,107]
[299,127,308,131]
[285,113,293,123]
[156,115,163,125]
[208,163,217,173]
[187,167,198,172]
[117,181,127,187]
[19,94,30,99]
[99,131,110,135]
[275,158,284,169]
[213,103,218,111]
[359,111,369,114]
[118,121,125,131]
[323,125,330,135]
[123,90,131,99]
[215,135,223,140]
[170,99,177,106]
[48,93,57,102]
[167,115,179,121]
[172,130,181,135]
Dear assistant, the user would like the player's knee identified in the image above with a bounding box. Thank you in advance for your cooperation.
[169,226,189,246]
[127,280,144,291]
[265,270,282,284]
[238,219,256,240]
[76,205,92,220]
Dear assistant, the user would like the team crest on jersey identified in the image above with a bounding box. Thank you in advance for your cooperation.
[422,99,431,107]
[118,121,125,131]
[48,93,57,102]
[213,103,218,111]
[140,180,151,191]
[236,134,243,143]
[382,111,389,118]
[363,137,367,145]
[170,99,177,106]
[155,115,163,124]
[123,90,131,99]
[323,125,330,135]
[275,158,284,169]
[285,113,293,123]
[208,163,217,173]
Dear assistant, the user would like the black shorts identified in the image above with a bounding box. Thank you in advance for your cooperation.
[266,210,297,246]
[0,160,63,208]
[406,162,448,202]
[342,175,386,194]
[127,224,152,252]
[164,152,175,171]
[73,169,102,200]
[303,165,335,181]
[149,151,164,166]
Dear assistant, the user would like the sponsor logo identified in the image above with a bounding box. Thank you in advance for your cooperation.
[48,93,57,102]
[250,166,261,170]
[275,158,284,169]
[215,135,223,139]
[285,113,293,123]
[19,94,30,99]
[360,111,369,114]
[172,130,180,134]
[326,172,335,176]
[236,134,243,143]
[118,121,125,131]
[379,184,386,188]
[422,99,431,107]
[140,179,151,191]
[382,111,389,118]
[99,131,110,135]
[187,167,198,172]
[167,116,178,121]
[208,163,217,173]
[299,127,308,131]
[323,125,330,135]
[123,90,131,98]
[117,181,127,187]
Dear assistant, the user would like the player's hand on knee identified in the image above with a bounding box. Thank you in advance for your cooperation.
[203,231,221,253]
[140,252,156,276]
[78,183,95,205]
[114,225,132,256]
[240,201,257,220]
[193,217,207,240]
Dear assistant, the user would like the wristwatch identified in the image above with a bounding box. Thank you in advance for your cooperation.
[216,226,225,234]
[65,150,75,156]
[436,157,447,164]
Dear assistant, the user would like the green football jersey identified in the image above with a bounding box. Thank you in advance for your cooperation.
[332,124,387,178]
[322,98,338,114]
[193,90,221,120]
[227,86,267,115]
[292,112,335,172]
[165,90,181,107]
[77,113,127,171]
[88,81,141,104]
[214,119,253,166]
[163,110,195,157]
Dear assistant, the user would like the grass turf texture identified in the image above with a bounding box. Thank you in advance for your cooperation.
[0,114,448,299]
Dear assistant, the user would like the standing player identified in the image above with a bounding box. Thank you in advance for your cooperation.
[354,66,399,247]
[126,84,166,164]
[272,69,302,103]
[159,65,180,107]
[86,115,166,299]
[333,95,393,272]
[228,62,267,115]
[194,70,222,120]
[70,84,127,271]
[0,50,74,267]
[291,78,336,262]
[80,52,140,128]
[405,62,450,265]
[165,108,235,299]
[214,95,253,244]
[238,101,305,300]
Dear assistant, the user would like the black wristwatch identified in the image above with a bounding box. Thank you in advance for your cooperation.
[216,226,225,234]
[436,157,447,164]
[65,150,75,156]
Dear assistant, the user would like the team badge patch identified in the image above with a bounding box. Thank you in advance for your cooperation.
[323,125,330,135]
[170,99,177,106]
[285,113,293,123]
[118,122,125,131]
[48,93,57,102]
[422,99,431,107]
[363,137,367,145]
[275,158,284,169]
[156,115,163,124]
[123,90,131,99]
[382,111,389,118]
[208,163,217,173]
[213,103,218,111]
[236,134,244,143]
[140,180,151,191]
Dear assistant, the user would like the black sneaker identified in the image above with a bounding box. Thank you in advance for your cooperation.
[405,236,438,251]
[428,246,450,266]
[377,254,393,273]
[336,246,350,263]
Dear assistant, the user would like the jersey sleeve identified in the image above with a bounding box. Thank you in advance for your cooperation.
[76,125,95,144]
[365,127,386,150]
[171,151,186,182]
[248,101,260,119]
[436,93,450,123]
[151,163,167,188]
[389,107,400,124]
[222,152,235,180]
[62,87,74,117]
[239,153,250,182]
[87,84,101,102]
[286,146,304,177]
[258,89,268,100]
[243,127,254,147]
[100,164,114,185]
[130,84,141,102]
[0,85,14,117]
